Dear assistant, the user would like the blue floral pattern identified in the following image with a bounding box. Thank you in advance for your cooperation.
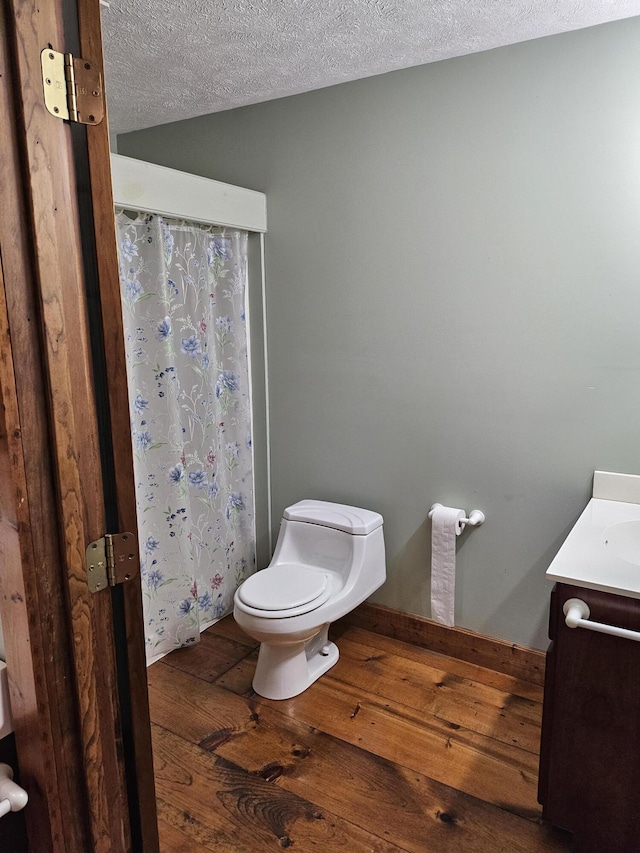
[116,211,255,662]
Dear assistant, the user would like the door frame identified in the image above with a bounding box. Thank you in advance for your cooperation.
[0,0,157,850]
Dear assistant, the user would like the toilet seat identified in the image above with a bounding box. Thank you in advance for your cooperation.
[236,564,332,618]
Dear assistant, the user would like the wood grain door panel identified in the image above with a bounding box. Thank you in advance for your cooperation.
[0,0,158,850]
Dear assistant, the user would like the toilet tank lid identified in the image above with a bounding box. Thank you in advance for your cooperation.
[283,500,383,535]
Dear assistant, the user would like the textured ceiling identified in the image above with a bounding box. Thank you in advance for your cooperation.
[102,0,640,135]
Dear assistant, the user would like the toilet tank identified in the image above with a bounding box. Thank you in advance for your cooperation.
[283,500,383,535]
[272,500,384,577]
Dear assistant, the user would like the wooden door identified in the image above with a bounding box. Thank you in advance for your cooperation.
[0,0,158,851]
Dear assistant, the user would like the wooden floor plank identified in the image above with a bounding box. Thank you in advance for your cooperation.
[298,678,541,809]
[214,649,258,695]
[158,818,214,853]
[340,604,545,686]
[335,625,544,703]
[150,661,540,820]
[203,616,259,648]
[149,616,570,852]
[158,798,257,853]
[150,660,253,734]
[203,690,568,852]
[152,723,409,851]
[330,635,542,754]
[287,683,541,820]
[160,630,254,683]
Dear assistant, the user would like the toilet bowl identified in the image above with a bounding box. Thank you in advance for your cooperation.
[233,499,386,700]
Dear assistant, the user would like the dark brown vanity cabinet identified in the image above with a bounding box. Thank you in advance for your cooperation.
[539,583,640,852]
[0,735,27,852]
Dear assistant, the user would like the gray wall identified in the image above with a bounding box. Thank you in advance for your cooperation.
[120,17,640,649]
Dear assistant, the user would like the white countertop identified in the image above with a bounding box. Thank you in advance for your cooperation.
[547,497,640,599]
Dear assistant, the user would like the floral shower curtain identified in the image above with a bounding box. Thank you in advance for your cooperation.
[116,211,255,662]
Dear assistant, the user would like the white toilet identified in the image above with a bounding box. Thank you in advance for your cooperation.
[233,499,386,700]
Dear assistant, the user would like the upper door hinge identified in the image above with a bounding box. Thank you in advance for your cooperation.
[86,533,139,593]
[41,48,104,125]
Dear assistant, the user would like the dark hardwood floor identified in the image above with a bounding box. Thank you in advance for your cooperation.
[148,616,571,852]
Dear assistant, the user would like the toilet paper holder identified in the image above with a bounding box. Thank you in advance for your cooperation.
[428,503,485,531]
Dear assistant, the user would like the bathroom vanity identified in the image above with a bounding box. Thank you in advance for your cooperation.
[539,472,640,852]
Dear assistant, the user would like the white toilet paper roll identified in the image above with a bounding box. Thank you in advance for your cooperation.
[430,505,465,627]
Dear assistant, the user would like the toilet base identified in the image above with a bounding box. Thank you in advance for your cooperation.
[252,632,339,700]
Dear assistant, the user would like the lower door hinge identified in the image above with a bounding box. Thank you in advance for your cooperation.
[86,533,139,593]
[41,48,104,125]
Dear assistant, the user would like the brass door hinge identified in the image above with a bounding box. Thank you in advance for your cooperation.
[41,48,104,125]
[86,533,139,593]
